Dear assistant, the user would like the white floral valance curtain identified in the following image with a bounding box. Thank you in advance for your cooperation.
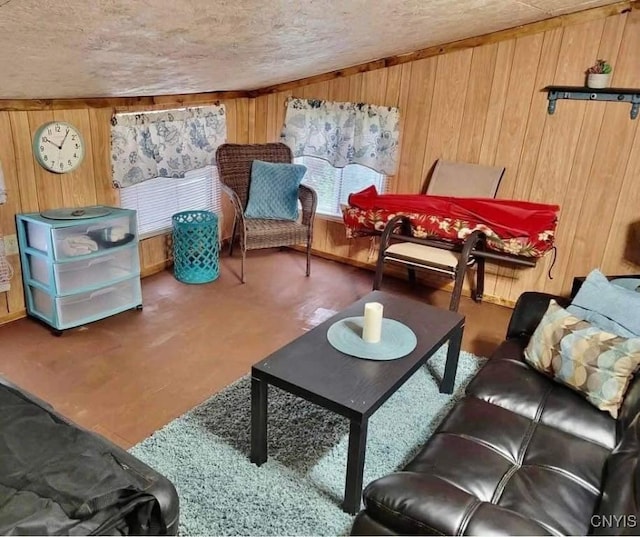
[280,98,400,176]
[111,104,227,188]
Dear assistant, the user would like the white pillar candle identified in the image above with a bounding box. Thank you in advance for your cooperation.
[362,302,384,343]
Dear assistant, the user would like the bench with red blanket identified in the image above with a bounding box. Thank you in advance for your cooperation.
[342,186,560,259]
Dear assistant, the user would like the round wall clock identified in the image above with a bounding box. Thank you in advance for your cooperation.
[32,121,85,174]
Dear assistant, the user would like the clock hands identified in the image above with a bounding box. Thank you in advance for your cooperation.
[43,128,69,150]
[44,137,60,150]
[60,128,70,149]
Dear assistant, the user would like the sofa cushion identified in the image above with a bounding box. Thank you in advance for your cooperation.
[524,300,640,418]
[568,269,640,337]
[362,389,611,536]
[469,339,616,449]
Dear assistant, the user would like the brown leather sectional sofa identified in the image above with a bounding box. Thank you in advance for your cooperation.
[352,292,640,536]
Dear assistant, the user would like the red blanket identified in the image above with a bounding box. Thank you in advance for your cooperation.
[343,186,560,258]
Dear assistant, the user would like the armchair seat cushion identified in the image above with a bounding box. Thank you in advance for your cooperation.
[385,242,462,268]
[245,219,309,250]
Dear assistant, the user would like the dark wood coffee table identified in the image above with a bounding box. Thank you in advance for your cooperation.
[250,290,465,514]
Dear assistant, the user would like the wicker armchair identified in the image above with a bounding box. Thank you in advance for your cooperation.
[215,143,317,283]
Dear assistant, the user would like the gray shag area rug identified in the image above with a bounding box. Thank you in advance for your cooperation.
[130,347,486,536]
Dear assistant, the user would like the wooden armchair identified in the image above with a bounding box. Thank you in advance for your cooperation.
[215,143,317,283]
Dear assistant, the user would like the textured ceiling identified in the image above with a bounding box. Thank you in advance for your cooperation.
[0,0,620,100]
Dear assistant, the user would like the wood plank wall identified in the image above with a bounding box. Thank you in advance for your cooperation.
[0,4,638,325]
[250,7,640,307]
[0,97,252,323]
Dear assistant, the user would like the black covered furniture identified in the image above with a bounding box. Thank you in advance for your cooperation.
[0,376,179,535]
[351,291,640,536]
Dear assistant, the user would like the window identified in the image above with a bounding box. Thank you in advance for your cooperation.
[294,156,386,218]
[120,165,221,238]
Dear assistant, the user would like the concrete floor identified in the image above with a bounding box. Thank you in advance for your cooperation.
[0,249,512,448]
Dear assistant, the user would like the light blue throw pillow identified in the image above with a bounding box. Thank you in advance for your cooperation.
[244,160,307,221]
[567,269,640,337]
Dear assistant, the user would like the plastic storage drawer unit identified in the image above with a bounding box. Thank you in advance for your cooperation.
[16,207,143,333]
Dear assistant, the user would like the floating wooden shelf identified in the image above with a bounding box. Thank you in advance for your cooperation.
[545,86,640,119]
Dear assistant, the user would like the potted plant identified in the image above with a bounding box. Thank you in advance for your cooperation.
[586,59,612,88]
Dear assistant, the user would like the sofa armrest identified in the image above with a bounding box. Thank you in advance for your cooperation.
[506,291,570,341]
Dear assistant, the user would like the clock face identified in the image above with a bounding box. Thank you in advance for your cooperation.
[33,121,85,174]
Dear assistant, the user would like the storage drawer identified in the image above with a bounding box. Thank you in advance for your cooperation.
[29,277,142,329]
[28,246,140,295]
[26,215,135,259]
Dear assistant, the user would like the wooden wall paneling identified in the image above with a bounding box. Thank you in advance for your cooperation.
[478,41,516,166]
[27,110,64,210]
[502,28,564,301]
[8,112,39,213]
[531,18,606,295]
[224,99,238,143]
[139,235,171,277]
[55,109,98,208]
[511,29,563,201]
[554,13,627,291]
[420,49,473,182]
[385,63,413,196]
[490,33,545,299]
[328,76,351,103]
[246,98,256,143]
[0,112,24,315]
[324,220,351,259]
[235,98,250,143]
[88,107,118,206]
[310,218,328,253]
[395,58,436,194]
[563,10,639,284]
[266,93,279,142]
[493,34,545,199]
[347,73,364,103]
[361,69,388,106]
[600,10,640,274]
[455,44,498,163]
[602,126,640,273]
[252,95,268,144]
[383,65,403,108]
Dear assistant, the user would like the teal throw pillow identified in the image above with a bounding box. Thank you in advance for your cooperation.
[244,160,307,221]
[567,269,640,337]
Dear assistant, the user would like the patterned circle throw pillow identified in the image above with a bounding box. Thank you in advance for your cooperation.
[524,300,640,418]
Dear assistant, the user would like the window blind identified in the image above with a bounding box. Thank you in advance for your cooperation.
[120,165,222,238]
